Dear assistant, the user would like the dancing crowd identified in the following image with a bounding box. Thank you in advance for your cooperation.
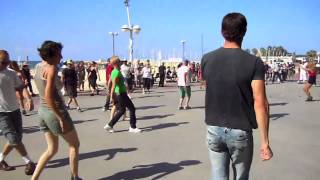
[2,11,319,180]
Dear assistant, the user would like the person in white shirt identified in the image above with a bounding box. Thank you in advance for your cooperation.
[0,50,35,175]
[141,63,152,94]
[298,61,308,83]
[133,60,140,88]
[176,60,191,110]
[121,60,130,90]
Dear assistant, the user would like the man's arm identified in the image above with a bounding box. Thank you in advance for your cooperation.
[252,80,273,161]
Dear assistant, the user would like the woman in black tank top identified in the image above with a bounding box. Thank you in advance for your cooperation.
[87,61,100,96]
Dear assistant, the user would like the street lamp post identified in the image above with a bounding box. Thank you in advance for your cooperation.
[122,0,141,62]
[181,40,186,61]
[109,32,118,56]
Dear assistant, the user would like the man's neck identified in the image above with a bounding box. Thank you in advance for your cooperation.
[223,40,241,49]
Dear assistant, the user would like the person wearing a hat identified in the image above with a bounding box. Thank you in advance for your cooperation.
[61,60,82,112]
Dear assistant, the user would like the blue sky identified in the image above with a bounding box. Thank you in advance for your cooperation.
[1,0,319,61]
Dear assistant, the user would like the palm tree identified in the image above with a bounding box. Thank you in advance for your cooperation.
[260,48,267,56]
[306,50,317,60]
[267,46,272,56]
[251,48,258,56]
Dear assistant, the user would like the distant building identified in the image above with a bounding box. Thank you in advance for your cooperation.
[260,56,293,64]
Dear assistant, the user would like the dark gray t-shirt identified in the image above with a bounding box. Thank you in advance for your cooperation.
[201,47,265,130]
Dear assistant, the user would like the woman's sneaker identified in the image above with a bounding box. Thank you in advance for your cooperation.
[306,96,313,101]
[129,127,142,133]
[77,107,83,112]
[25,161,36,175]
[103,124,114,133]
[0,160,15,171]
[71,175,83,180]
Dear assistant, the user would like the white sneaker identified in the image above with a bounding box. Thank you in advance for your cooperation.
[103,124,114,133]
[129,127,142,133]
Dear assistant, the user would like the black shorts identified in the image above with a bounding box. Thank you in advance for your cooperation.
[143,78,151,89]
[66,85,77,98]
[308,76,316,84]
[89,79,97,89]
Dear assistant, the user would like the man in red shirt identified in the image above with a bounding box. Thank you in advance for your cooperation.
[102,58,114,111]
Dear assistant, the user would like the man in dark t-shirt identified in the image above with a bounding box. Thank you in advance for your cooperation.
[158,63,166,87]
[201,13,273,179]
[62,60,82,112]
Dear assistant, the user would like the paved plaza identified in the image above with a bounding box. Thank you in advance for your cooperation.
[0,82,320,180]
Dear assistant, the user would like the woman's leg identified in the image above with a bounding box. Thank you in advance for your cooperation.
[67,98,72,107]
[61,129,80,178]
[31,132,59,180]
[303,83,312,98]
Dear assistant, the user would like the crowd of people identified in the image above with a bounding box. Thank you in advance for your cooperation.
[264,61,296,83]
[1,12,319,180]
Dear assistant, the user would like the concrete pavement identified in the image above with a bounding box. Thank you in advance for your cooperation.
[0,82,320,180]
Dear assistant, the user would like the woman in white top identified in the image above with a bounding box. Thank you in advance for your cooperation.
[141,63,152,94]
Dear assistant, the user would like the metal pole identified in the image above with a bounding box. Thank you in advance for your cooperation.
[112,34,115,56]
[201,34,204,57]
[182,41,185,61]
[125,0,133,62]
[129,31,133,62]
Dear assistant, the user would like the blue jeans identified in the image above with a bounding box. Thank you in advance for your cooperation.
[206,125,253,180]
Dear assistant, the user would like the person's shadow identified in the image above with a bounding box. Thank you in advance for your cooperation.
[270,113,289,121]
[98,160,201,180]
[46,148,137,168]
[141,122,189,132]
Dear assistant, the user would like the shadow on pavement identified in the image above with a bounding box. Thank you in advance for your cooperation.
[47,148,138,168]
[191,106,205,109]
[270,113,289,120]
[141,122,189,132]
[136,105,165,110]
[98,160,201,180]
[137,114,175,121]
[155,90,179,94]
[269,102,288,106]
[133,95,164,99]
[23,126,40,134]
[73,119,99,125]
[83,106,104,112]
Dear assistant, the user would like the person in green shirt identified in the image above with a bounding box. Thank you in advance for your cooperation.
[104,56,141,133]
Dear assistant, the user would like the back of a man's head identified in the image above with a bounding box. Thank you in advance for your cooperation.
[221,13,247,44]
[0,50,9,61]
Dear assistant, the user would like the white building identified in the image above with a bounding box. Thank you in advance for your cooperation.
[260,56,293,64]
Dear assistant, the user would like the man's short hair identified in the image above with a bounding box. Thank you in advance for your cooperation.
[221,13,247,43]
[0,50,9,61]
[38,40,63,60]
